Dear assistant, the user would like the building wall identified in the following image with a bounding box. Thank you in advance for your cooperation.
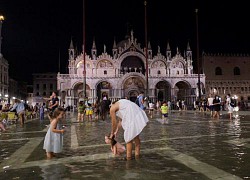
[33,73,57,97]
[58,31,205,107]
[203,53,250,101]
[0,56,9,102]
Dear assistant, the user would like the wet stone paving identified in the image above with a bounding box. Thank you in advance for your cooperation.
[0,110,250,179]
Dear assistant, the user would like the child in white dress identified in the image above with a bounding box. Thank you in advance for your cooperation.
[43,107,65,159]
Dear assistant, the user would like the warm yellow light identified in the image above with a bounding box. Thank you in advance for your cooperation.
[0,15,4,21]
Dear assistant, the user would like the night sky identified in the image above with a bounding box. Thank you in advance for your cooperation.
[0,0,249,84]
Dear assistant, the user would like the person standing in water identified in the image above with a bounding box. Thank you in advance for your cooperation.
[109,99,149,160]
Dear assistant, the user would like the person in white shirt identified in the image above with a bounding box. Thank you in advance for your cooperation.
[207,94,214,117]
[226,94,234,120]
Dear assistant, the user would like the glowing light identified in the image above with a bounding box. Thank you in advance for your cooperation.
[0,15,4,21]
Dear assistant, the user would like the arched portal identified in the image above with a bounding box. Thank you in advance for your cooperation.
[96,81,112,100]
[123,76,145,101]
[73,83,91,98]
[174,81,191,101]
[121,56,145,74]
[155,81,171,101]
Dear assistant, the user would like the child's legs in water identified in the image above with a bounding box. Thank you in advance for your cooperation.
[46,152,53,159]
[0,122,6,131]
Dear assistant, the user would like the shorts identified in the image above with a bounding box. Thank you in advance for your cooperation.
[86,110,93,115]
[162,113,168,117]
[208,105,214,111]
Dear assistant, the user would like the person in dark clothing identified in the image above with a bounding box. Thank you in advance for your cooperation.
[44,92,59,112]
[212,95,221,119]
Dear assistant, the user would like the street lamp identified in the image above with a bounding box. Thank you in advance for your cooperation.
[195,9,201,101]
[0,15,4,56]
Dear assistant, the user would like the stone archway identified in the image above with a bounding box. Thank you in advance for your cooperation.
[174,81,191,101]
[121,56,145,74]
[96,81,112,101]
[155,81,171,101]
[123,76,145,101]
[128,89,139,102]
[74,83,91,98]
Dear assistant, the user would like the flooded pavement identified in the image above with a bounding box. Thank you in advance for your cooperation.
[0,110,250,179]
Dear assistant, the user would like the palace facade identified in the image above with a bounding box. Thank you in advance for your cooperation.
[203,52,250,102]
[57,31,205,107]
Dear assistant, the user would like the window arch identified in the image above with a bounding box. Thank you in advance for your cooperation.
[215,67,222,75]
[234,67,240,75]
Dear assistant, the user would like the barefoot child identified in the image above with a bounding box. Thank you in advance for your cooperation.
[0,120,6,131]
[105,134,126,156]
[160,101,168,120]
[43,107,66,159]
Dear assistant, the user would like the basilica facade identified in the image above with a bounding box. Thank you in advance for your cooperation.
[57,31,205,107]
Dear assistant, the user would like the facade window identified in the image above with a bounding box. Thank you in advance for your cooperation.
[43,92,46,96]
[50,84,53,90]
[104,70,107,75]
[233,67,240,75]
[36,84,39,90]
[215,67,222,75]
[43,84,46,90]
[36,92,39,96]
[157,70,161,75]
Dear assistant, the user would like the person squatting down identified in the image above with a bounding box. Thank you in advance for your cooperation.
[43,107,66,159]
[105,134,126,156]
[109,99,149,160]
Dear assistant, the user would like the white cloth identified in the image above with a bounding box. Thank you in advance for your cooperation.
[43,123,63,153]
[226,97,234,113]
[116,99,149,143]
[207,97,214,106]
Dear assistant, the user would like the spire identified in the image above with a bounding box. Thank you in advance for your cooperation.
[104,44,106,53]
[113,37,117,49]
[166,41,171,60]
[158,45,161,53]
[187,41,191,50]
[69,37,74,49]
[92,37,96,49]
[148,41,151,50]
[131,30,134,41]
[91,37,97,60]
[167,41,171,50]
[176,47,180,54]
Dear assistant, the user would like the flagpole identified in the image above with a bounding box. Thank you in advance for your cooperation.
[144,0,149,97]
[83,0,86,98]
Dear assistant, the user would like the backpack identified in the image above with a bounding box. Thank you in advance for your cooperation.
[230,98,236,107]
[135,97,140,106]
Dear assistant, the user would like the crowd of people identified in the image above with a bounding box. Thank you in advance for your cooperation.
[0,90,244,161]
